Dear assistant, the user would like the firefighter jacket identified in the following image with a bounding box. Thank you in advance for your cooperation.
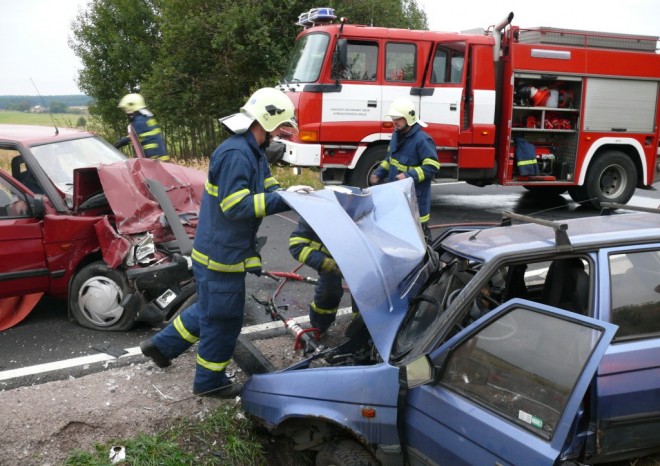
[374,123,440,223]
[289,218,331,271]
[191,131,290,275]
[129,109,169,161]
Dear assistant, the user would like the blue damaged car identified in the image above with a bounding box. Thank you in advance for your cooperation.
[240,178,660,466]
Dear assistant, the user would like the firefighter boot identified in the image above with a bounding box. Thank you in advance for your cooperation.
[139,338,172,368]
[309,310,336,334]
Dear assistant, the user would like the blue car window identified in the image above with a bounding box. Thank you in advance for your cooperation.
[610,250,660,339]
[440,307,604,439]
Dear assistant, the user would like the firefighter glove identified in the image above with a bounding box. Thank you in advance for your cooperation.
[286,185,314,193]
[320,257,340,274]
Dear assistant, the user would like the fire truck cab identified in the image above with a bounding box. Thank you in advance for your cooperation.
[274,9,660,208]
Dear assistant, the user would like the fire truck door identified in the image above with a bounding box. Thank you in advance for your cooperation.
[381,42,423,125]
[419,41,466,149]
[321,40,381,143]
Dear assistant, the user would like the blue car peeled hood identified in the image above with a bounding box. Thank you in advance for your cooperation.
[278,178,427,360]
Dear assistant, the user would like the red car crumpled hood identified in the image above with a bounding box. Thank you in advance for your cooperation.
[96,158,206,238]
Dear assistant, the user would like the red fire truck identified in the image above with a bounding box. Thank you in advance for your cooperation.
[272,8,660,207]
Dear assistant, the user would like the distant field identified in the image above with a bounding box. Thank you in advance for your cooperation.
[0,110,85,128]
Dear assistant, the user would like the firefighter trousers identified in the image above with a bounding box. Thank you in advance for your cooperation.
[309,270,344,333]
[151,264,245,393]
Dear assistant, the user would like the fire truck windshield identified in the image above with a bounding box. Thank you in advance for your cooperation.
[283,33,329,83]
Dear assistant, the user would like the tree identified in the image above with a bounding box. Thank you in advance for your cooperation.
[69,0,162,135]
[8,100,31,112]
[147,0,316,157]
[49,101,68,114]
[332,0,427,29]
[69,0,428,159]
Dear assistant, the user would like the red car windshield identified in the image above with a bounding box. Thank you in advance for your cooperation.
[30,136,125,195]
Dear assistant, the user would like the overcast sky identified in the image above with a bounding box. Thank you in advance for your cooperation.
[1,0,658,96]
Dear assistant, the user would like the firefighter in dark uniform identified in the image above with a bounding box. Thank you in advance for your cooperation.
[117,93,169,161]
[289,218,343,334]
[369,97,440,240]
[139,87,298,398]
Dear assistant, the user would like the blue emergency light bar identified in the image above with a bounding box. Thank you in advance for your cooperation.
[296,7,336,28]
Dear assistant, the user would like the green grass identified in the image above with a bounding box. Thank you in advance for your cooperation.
[0,110,84,128]
[271,164,323,190]
[64,404,271,466]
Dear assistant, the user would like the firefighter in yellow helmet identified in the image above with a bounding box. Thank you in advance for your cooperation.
[370,97,440,240]
[140,88,301,398]
[116,93,169,161]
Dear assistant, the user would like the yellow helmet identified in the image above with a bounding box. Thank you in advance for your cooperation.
[118,93,146,113]
[386,97,427,127]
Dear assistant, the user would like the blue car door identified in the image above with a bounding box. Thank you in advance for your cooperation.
[403,299,617,466]
[595,245,660,458]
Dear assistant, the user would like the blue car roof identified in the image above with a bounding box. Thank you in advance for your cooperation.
[441,212,660,262]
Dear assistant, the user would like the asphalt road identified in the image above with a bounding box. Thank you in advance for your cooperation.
[2,182,659,388]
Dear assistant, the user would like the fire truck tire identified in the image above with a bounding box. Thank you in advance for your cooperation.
[316,439,378,466]
[69,262,137,331]
[347,145,388,188]
[582,151,637,208]
[567,185,589,206]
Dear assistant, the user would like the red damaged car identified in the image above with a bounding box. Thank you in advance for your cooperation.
[0,124,205,332]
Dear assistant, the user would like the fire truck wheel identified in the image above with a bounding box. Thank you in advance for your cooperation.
[568,185,589,206]
[583,151,637,208]
[347,145,388,188]
[69,262,137,331]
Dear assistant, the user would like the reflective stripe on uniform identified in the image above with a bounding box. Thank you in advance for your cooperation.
[264,177,279,189]
[289,237,329,254]
[391,159,409,172]
[392,158,440,179]
[221,188,250,212]
[298,246,315,264]
[196,354,230,372]
[253,193,266,218]
[154,155,170,161]
[192,248,261,273]
[138,129,161,140]
[205,181,218,197]
[244,256,261,269]
[423,158,441,169]
[517,160,537,166]
[311,301,338,315]
[174,315,199,343]
[289,237,331,260]
[420,213,430,223]
[413,166,424,182]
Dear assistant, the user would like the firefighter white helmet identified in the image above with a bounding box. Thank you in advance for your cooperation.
[386,97,427,127]
[220,88,298,135]
[241,88,298,132]
[118,93,147,113]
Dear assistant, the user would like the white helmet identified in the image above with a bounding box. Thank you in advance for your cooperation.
[118,93,146,113]
[386,97,427,127]
[220,88,298,134]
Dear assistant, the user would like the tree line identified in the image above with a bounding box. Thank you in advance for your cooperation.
[0,95,91,112]
[69,0,427,160]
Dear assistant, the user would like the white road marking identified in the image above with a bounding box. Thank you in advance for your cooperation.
[0,307,354,384]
